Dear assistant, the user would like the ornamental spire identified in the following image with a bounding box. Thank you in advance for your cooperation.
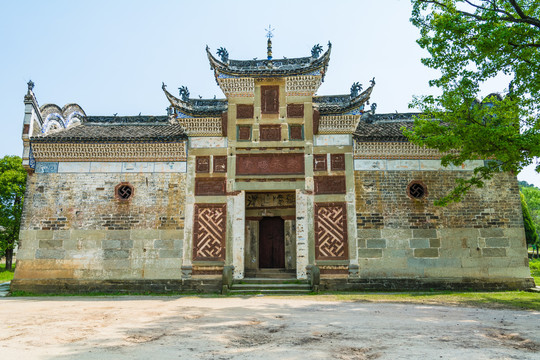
[265,24,274,60]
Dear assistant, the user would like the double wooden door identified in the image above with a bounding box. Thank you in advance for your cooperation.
[258,217,285,268]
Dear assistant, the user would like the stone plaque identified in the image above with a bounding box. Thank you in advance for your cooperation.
[261,86,279,114]
[314,176,346,194]
[195,177,226,195]
[246,192,296,209]
[331,153,345,171]
[289,125,303,140]
[287,104,304,118]
[236,153,304,175]
[193,204,226,261]
[314,202,348,260]
[313,154,327,171]
[260,125,281,141]
[238,125,251,141]
[213,156,227,173]
[196,156,210,173]
[236,104,254,119]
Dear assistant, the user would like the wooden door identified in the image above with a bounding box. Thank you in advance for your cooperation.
[259,217,285,268]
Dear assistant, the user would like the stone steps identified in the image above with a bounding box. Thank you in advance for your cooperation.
[229,276,312,294]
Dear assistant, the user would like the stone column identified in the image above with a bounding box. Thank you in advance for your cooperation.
[296,190,310,279]
[345,150,359,278]
[181,154,196,279]
[228,191,245,279]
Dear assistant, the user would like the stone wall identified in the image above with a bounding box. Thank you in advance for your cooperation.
[353,170,532,286]
[14,172,186,284]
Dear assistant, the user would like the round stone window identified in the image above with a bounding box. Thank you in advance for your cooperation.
[115,183,134,201]
[407,181,427,200]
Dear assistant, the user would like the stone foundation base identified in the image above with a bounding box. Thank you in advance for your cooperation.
[10,279,222,295]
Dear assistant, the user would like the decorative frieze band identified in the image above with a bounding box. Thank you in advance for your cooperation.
[318,115,360,134]
[285,76,322,96]
[354,141,451,160]
[217,78,255,97]
[31,142,187,162]
[176,117,222,136]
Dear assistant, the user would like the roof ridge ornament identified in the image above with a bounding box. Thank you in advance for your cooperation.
[178,86,190,102]
[265,24,275,60]
[216,47,229,63]
[311,44,323,59]
[350,82,363,98]
[27,80,35,93]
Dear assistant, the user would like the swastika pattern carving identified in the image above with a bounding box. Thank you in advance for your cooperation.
[314,202,348,260]
[193,204,226,261]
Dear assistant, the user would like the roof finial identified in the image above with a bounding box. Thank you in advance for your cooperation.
[27,80,35,93]
[265,24,274,60]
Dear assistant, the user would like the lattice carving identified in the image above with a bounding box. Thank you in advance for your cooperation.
[218,78,254,97]
[176,117,222,136]
[193,204,226,261]
[31,142,187,162]
[354,142,452,160]
[318,115,361,134]
[285,76,322,96]
[314,203,348,260]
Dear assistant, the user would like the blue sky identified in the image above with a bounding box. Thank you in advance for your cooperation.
[1,0,538,186]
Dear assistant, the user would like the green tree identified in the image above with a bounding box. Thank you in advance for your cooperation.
[521,192,539,257]
[406,0,540,205]
[520,184,540,239]
[0,156,26,271]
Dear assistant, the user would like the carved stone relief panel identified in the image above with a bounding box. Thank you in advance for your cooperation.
[195,177,226,195]
[236,104,254,119]
[289,125,303,140]
[261,86,279,114]
[314,176,346,194]
[246,192,296,209]
[313,154,327,172]
[236,153,305,175]
[260,125,281,141]
[193,203,226,261]
[287,104,304,118]
[196,156,210,173]
[213,156,227,173]
[237,125,252,141]
[314,202,348,260]
[331,154,346,171]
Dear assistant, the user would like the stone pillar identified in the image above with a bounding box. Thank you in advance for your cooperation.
[296,190,310,279]
[181,154,196,279]
[345,150,359,278]
[228,191,245,279]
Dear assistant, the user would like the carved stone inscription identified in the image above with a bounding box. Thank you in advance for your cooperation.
[236,153,305,175]
[237,104,254,119]
[195,177,226,195]
[289,125,303,140]
[193,204,226,261]
[213,156,227,173]
[314,176,346,194]
[287,104,304,118]
[331,154,345,171]
[246,192,295,209]
[261,86,279,114]
[314,202,348,260]
[260,125,281,141]
[196,156,210,173]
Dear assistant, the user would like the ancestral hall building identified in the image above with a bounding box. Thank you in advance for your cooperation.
[12,41,533,293]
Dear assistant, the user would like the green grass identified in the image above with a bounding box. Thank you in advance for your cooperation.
[0,264,15,282]
[529,258,540,285]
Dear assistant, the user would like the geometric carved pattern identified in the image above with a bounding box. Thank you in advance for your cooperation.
[314,202,348,260]
[287,104,304,118]
[31,142,187,162]
[217,78,255,97]
[313,154,327,171]
[260,125,281,141]
[407,180,428,200]
[236,153,304,175]
[285,76,322,96]
[115,182,134,201]
[314,176,346,194]
[330,154,345,171]
[176,117,222,136]
[195,178,226,196]
[193,204,226,261]
[318,115,361,134]
[354,141,451,160]
[236,104,254,119]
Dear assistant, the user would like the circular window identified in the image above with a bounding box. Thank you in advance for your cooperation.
[407,181,427,200]
[115,183,134,201]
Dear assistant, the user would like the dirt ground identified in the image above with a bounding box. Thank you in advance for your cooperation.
[1,296,539,359]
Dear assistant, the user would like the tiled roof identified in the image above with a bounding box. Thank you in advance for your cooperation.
[353,113,419,141]
[162,87,227,117]
[314,84,374,115]
[31,116,187,142]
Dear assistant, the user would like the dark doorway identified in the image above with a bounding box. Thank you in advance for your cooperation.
[259,217,285,268]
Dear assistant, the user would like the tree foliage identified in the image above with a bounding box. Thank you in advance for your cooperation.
[521,192,539,247]
[0,156,26,271]
[406,0,540,205]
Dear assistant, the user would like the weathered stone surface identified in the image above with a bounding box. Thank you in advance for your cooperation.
[413,248,439,258]
[36,249,65,259]
[366,239,386,249]
[413,229,437,238]
[482,248,506,257]
[485,237,509,248]
[410,239,430,249]
[39,240,63,249]
[358,249,383,258]
[103,249,130,260]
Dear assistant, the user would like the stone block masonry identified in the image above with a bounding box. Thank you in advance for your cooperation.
[13,173,187,289]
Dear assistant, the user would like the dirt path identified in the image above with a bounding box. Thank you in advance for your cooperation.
[1,296,539,359]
